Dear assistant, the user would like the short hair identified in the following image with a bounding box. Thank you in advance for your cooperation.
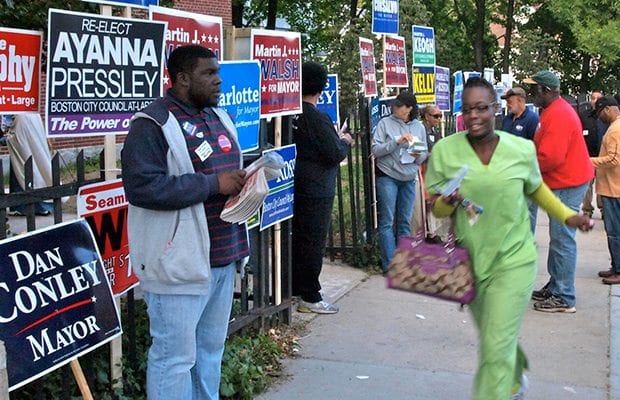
[463,77,496,102]
[167,45,217,84]
[421,104,439,118]
[302,62,328,96]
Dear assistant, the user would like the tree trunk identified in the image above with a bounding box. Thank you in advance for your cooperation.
[474,0,486,71]
[502,0,515,73]
[350,0,358,20]
[266,0,278,29]
[231,0,244,28]
[580,53,591,93]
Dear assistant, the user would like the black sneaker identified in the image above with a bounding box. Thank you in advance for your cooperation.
[533,295,576,313]
[531,286,551,301]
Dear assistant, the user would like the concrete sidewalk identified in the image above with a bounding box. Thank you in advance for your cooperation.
[258,212,618,400]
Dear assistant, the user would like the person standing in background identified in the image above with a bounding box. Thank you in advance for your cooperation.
[524,70,595,313]
[122,45,249,400]
[579,90,607,217]
[590,96,620,284]
[500,87,539,141]
[372,91,427,273]
[420,104,442,152]
[292,61,353,314]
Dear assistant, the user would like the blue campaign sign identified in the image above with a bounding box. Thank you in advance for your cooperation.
[371,96,396,136]
[82,0,157,8]
[412,25,435,66]
[0,219,122,391]
[453,70,463,114]
[317,74,339,127]
[435,66,451,112]
[218,61,261,153]
[372,0,399,35]
[260,144,297,231]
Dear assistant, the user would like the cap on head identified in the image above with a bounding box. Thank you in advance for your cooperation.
[394,91,417,107]
[522,70,560,88]
[501,87,526,100]
[594,95,619,115]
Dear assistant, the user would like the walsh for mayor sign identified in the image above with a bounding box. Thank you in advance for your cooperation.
[0,220,122,391]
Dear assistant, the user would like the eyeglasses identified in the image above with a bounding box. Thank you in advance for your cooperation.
[431,114,442,119]
[461,103,496,115]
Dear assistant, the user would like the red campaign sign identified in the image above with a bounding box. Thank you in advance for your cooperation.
[359,38,378,97]
[251,29,302,118]
[77,179,138,296]
[384,35,409,88]
[0,28,42,113]
[150,6,223,91]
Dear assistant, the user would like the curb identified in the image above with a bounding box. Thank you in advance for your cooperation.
[610,285,620,399]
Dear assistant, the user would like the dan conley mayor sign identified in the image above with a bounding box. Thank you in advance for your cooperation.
[0,220,121,391]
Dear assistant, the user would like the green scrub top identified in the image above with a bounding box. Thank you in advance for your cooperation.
[425,130,543,281]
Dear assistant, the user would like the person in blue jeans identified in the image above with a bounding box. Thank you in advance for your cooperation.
[122,45,250,400]
[372,91,427,272]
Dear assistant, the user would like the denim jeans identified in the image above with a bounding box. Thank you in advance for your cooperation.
[376,175,416,271]
[601,196,620,274]
[144,263,236,400]
[546,183,588,307]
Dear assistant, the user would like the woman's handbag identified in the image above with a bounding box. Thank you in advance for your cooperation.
[386,218,476,305]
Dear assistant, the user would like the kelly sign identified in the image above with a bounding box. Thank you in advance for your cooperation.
[383,35,408,87]
[359,37,378,98]
[412,65,435,105]
[46,9,166,137]
[77,179,138,296]
[251,29,302,118]
[317,74,340,128]
[218,60,261,153]
[150,6,223,91]
[0,219,122,391]
[0,28,42,114]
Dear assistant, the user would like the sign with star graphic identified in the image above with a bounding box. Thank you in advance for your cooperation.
[150,6,223,91]
[251,29,302,118]
[0,219,122,391]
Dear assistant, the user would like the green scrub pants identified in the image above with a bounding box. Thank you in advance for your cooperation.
[468,261,536,399]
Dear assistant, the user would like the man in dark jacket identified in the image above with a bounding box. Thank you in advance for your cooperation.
[292,61,353,314]
[580,90,608,216]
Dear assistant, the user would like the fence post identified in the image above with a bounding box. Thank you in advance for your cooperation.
[0,341,8,400]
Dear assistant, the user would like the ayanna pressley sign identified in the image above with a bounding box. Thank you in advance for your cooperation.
[0,219,122,391]
[46,9,166,137]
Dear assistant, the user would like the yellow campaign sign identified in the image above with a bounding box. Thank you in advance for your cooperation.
[412,66,436,105]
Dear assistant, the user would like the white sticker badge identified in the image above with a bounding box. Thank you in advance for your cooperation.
[195,140,213,161]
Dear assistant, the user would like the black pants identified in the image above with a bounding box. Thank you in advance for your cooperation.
[292,195,334,303]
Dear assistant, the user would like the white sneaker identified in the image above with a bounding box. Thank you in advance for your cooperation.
[511,374,529,400]
[297,300,339,314]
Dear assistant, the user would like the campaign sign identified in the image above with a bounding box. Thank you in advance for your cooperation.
[218,61,261,152]
[412,25,435,66]
[372,0,399,35]
[77,179,138,296]
[383,35,408,87]
[260,144,296,231]
[251,29,302,118]
[0,219,122,391]
[435,66,451,112]
[483,67,495,84]
[46,9,166,137]
[359,37,378,98]
[412,65,435,105]
[150,6,223,91]
[453,70,463,114]
[370,96,396,136]
[0,28,42,114]
[83,0,157,8]
[463,71,481,81]
[317,74,339,128]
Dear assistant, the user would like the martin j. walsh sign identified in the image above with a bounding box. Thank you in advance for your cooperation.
[0,220,122,391]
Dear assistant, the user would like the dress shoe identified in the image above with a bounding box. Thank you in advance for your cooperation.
[602,273,620,285]
[598,269,615,278]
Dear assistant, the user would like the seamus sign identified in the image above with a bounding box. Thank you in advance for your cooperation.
[46,9,166,137]
[0,27,42,114]
[0,220,122,391]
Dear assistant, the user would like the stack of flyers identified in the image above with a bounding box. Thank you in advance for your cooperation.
[220,152,285,224]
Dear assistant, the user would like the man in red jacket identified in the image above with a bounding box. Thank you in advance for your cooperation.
[524,70,594,313]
